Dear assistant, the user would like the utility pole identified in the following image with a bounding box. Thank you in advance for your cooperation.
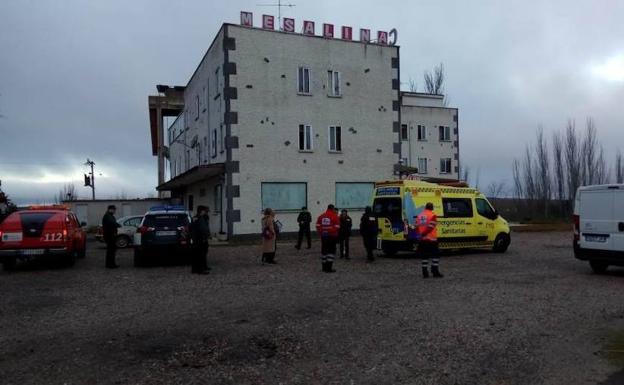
[84,159,95,200]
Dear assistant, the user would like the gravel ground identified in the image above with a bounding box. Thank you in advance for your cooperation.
[1,231,623,385]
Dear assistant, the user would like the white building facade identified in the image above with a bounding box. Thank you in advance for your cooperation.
[399,92,459,179]
[152,17,459,239]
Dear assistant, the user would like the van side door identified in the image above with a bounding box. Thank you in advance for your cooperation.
[475,198,499,242]
[610,188,624,252]
[439,197,480,244]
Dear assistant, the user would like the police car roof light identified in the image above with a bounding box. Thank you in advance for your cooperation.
[149,205,186,212]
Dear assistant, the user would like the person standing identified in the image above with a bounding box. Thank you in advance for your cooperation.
[102,205,121,269]
[316,204,340,273]
[295,206,312,250]
[261,208,277,264]
[360,206,378,262]
[416,202,443,278]
[190,205,211,274]
[339,209,352,259]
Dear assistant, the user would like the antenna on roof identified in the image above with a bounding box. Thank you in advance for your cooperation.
[257,0,296,30]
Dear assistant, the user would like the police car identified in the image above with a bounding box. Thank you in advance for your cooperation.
[0,205,87,270]
[133,205,192,267]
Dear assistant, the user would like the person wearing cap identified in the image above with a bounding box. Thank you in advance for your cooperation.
[190,205,211,274]
[295,206,312,250]
[102,205,121,269]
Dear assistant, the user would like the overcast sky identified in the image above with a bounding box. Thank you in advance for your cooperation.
[1,0,623,204]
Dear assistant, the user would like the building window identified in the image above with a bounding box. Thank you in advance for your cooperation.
[186,150,190,170]
[202,86,207,112]
[298,67,311,94]
[195,95,200,120]
[400,124,408,141]
[203,136,208,162]
[418,158,428,174]
[219,124,224,153]
[335,182,374,209]
[261,182,307,211]
[440,158,452,174]
[327,70,341,96]
[328,126,342,152]
[299,124,313,151]
[439,125,451,141]
[418,125,426,141]
[214,67,220,96]
[214,184,222,213]
[211,129,217,158]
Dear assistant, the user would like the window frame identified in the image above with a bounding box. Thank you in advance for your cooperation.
[417,125,427,141]
[214,184,223,213]
[327,70,341,97]
[442,197,474,218]
[476,198,498,220]
[335,182,375,209]
[418,158,428,174]
[440,158,452,174]
[297,67,311,95]
[211,129,217,159]
[298,124,313,151]
[400,124,408,141]
[261,182,308,212]
[439,125,451,141]
[195,94,200,121]
[328,125,342,152]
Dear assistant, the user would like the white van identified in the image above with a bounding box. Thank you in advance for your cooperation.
[573,184,624,273]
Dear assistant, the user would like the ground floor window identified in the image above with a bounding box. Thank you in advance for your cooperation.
[418,158,428,174]
[261,182,307,211]
[335,182,374,209]
[214,184,222,213]
[440,158,452,174]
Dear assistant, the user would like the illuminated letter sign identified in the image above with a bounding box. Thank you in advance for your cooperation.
[240,11,253,27]
[262,14,274,30]
[377,31,388,45]
[360,28,370,43]
[341,26,353,40]
[323,23,334,38]
[389,28,398,45]
[283,17,295,32]
[303,20,315,35]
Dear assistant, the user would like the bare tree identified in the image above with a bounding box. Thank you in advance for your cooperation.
[408,78,417,92]
[564,120,582,202]
[595,146,609,184]
[57,183,77,203]
[552,131,565,201]
[423,63,447,105]
[581,118,598,185]
[616,150,624,183]
[512,159,523,199]
[486,181,507,198]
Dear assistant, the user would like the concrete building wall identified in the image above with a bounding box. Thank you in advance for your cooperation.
[227,25,400,234]
[400,94,459,179]
[64,199,165,227]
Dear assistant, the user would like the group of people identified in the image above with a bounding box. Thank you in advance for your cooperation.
[102,202,443,278]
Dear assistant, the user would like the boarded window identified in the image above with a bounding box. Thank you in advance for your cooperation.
[335,182,374,209]
[261,183,307,211]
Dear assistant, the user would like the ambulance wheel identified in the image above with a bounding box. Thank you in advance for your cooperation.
[2,257,16,271]
[382,245,398,256]
[589,261,608,274]
[493,233,510,253]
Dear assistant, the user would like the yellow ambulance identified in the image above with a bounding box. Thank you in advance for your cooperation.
[372,179,511,255]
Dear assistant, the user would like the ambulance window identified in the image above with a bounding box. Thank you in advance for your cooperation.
[373,198,402,222]
[476,198,497,219]
[442,198,473,218]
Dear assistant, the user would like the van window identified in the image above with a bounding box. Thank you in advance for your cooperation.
[373,198,402,223]
[476,198,497,220]
[442,198,473,218]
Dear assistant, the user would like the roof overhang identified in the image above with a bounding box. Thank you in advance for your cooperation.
[156,164,225,191]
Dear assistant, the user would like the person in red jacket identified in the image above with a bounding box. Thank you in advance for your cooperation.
[316,204,341,273]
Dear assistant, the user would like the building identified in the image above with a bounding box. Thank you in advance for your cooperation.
[148,13,459,239]
[399,92,459,179]
[63,199,165,227]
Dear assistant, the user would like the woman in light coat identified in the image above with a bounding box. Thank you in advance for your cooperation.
[261,208,277,264]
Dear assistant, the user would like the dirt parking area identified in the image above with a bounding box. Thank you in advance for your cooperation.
[1,231,623,385]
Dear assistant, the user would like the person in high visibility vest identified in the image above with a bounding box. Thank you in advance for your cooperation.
[316,204,341,273]
[416,202,443,278]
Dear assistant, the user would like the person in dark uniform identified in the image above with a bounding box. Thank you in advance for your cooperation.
[360,206,378,262]
[339,209,352,259]
[190,205,211,274]
[102,205,121,269]
[295,206,312,250]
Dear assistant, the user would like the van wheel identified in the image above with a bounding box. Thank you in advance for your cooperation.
[77,240,86,259]
[493,233,511,253]
[63,253,76,267]
[115,235,131,249]
[2,257,16,271]
[382,245,398,256]
[590,261,608,274]
[133,249,145,267]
